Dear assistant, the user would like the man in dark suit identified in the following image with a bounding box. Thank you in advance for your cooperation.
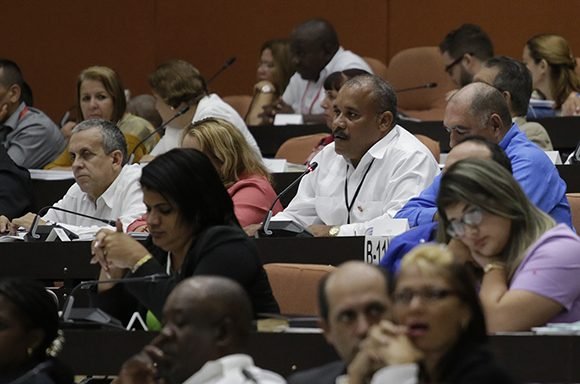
[288,261,390,384]
[0,143,33,221]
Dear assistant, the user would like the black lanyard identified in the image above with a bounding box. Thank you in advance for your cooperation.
[344,158,375,224]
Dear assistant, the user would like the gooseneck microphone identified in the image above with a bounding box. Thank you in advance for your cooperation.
[262,162,318,236]
[206,56,237,84]
[127,57,237,164]
[27,206,116,241]
[395,82,438,93]
[62,273,169,326]
[127,103,191,164]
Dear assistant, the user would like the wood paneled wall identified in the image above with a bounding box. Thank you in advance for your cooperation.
[4,0,579,120]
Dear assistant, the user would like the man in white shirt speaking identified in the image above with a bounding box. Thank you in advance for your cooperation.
[271,74,439,237]
[0,119,145,235]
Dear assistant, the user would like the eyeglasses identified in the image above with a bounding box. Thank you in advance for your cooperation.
[393,288,457,305]
[444,125,471,135]
[446,206,484,238]
[444,53,470,75]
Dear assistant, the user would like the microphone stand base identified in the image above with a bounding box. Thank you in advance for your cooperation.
[259,220,313,238]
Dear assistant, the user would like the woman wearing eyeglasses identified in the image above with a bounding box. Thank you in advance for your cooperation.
[347,244,514,384]
[437,158,580,332]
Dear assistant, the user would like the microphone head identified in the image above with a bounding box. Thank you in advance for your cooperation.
[225,56,236,66]
[307,162,318,172]
[177,103,191,115]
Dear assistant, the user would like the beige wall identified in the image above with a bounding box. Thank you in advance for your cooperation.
[5,0,579,120]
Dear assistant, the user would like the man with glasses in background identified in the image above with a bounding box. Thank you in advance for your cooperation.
[439,24,494,88]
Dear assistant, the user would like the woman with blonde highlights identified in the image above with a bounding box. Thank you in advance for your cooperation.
[523,34,580,115]
[46,66,158,167]
[437,158,580,332]
[348,244,514,384]
[181,118,282,226]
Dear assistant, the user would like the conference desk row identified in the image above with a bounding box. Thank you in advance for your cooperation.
[249,117,580,157]
[61,329,580,383]
[30,164,580,212]
[0,237,365,281]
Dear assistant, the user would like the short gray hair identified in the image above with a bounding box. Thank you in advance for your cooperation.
[72,119,127,164]
[342,74,398,125]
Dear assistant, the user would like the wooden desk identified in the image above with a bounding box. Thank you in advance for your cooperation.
[250,124,330,157]
[272,172,301,207]
[31,178,75,212]
[60,329,580,383]
[530,116,580,155]
[0,237,364,281]
[557,164,580,192]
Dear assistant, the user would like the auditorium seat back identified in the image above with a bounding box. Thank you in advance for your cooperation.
[567,193,580,232]
[264,263,335,316]
[223,95,252,120]
[386,46,456,121]
[363,56,388,80]
[415,134,440,163]
[275,133,330,164]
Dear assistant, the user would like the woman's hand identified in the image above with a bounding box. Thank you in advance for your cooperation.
[91,220,149,272]
[348,320,423,383]
[561,92,580,116]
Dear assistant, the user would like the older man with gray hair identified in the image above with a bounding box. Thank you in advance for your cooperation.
[0,119,145,235]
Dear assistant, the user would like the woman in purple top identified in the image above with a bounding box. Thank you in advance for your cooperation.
[437,158,580,332]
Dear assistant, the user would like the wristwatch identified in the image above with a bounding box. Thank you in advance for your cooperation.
[483,262,505,273]
[328,226,340,237]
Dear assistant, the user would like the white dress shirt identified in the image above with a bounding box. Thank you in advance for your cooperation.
[273,125,440,236]
[282,47,372,115]
[43,164,145,235]
[150,94,261,158]
[183,354,286,384]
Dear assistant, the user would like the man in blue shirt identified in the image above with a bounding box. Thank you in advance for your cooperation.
[395,82,571,228]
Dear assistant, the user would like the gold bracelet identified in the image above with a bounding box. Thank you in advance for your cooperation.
[483,262,506,274]
[132,254,153,273]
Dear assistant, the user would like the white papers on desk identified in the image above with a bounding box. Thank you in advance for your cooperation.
[0,233,25,242]
[532,321,580,335]
[29,169,74,180]
[273,113,303,126]
[263,158,287,173]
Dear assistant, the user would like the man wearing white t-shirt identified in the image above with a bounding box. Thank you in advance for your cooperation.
[268,19,371,121]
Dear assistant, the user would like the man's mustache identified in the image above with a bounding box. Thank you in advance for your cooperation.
[333,130,348,140]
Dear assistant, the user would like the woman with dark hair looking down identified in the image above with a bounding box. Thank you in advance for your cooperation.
[91,148,279,325]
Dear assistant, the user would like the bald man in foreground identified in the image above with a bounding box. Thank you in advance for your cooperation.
[115,276,285,384]
[288,261,390,384]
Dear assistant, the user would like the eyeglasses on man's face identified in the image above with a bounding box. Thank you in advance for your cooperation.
[444,52,473,75]
[446,206,484,238]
